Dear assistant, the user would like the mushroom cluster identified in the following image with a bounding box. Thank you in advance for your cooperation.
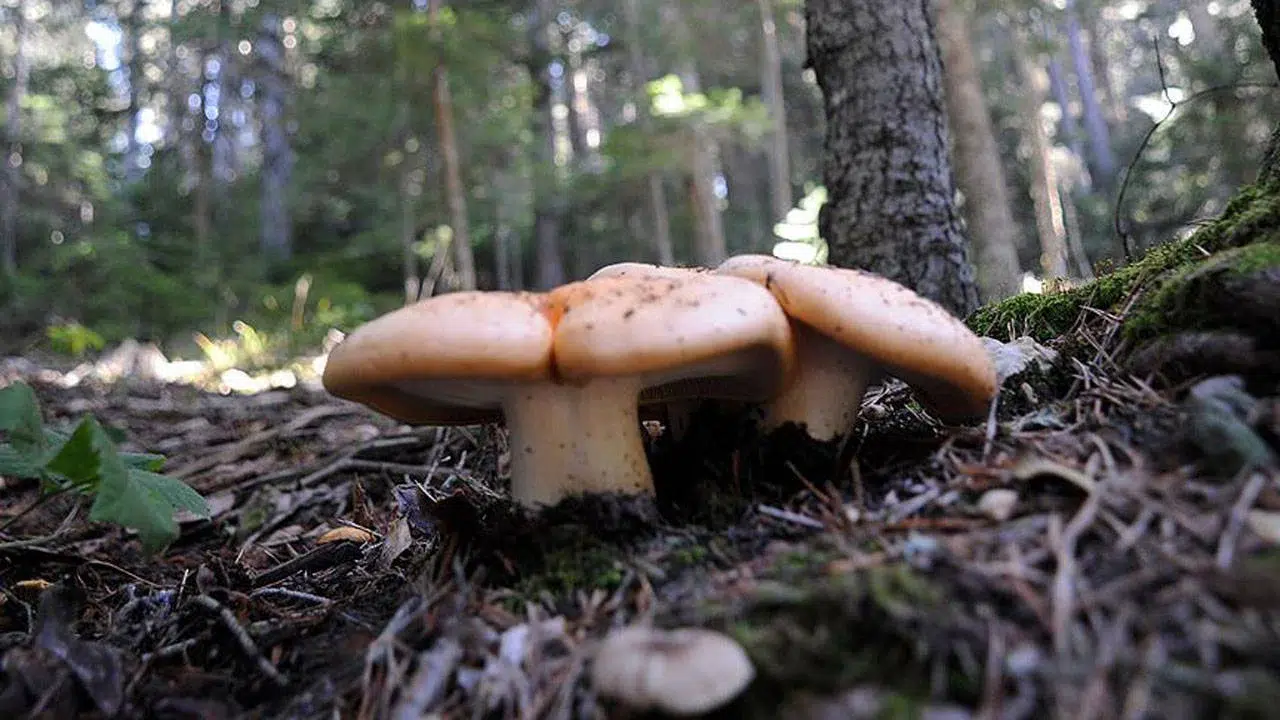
[321,255,997,508]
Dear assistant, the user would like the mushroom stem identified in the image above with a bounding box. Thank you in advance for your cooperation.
[502,377,653,507]
[762,324,877,441]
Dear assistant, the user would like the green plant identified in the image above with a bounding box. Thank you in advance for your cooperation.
[0,381,209,552]
[46,321,106,357]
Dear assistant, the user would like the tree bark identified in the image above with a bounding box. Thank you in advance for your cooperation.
[429,0,476,291]
[1013,31,1069,279]
[1252,0,1280,82]
[935,0,1022,301]
[0,0,29,278]
[1253,0,1280,188]
[758,0,793,223]
[805,0,979,316]
[622,0,675,265]
[258,12,293,263]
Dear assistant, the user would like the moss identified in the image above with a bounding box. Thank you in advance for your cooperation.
[1123,242,1280,343]
[698,565,982,718]
[967,182,1280,344]
[516,531,627,597]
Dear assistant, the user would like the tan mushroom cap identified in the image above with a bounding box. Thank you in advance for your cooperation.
[549,273,795,403]
[717,254,997,424]
[588,261,710,281]
[590,625,755,716]
[321,291,554,425]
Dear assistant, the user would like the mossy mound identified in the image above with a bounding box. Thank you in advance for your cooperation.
[967,182,1280,348]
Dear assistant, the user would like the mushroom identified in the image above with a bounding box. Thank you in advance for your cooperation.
[588,261,710,281]
[715,254,997,441]
[587,261,716,439]
[322,273,792,507]
[590,624,755,716]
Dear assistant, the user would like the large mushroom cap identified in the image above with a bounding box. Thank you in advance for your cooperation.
[321,291,554,425]
[548,273,795,403]
[717,255,997,422]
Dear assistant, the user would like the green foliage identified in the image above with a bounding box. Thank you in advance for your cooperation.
[46,322,106,357]
[0,382,208,552]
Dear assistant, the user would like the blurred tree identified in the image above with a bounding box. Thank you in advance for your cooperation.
[936,0,1023,301]
[622,0,675,265]
[429,0,476,291]
[757,0,793,224]
[1,0,29,278]
[806,0,979,315]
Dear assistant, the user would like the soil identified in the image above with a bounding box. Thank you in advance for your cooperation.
[3,261,1280,718]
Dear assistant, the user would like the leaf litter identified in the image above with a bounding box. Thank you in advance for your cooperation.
[0,304,1277,719]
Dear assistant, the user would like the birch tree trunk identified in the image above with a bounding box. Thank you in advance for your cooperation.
[805,0,979,316]
[258,12,293,262]
[935,0,1022,301]
[758,0,793,223]
[622,0,674,265]
[1,0,29,278]
[429,0,476,290]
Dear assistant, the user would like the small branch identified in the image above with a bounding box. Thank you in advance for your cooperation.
[1113,35,1280,261]
[192,594,288,687]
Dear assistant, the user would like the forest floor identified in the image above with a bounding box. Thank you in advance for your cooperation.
[1,301,1279,719]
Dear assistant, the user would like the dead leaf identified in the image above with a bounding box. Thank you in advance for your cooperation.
[1011,456,1096,495]
[377,516,413,569]
[317,525,376,545]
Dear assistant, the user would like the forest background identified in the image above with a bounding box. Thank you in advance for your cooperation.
[0,0,1274,364]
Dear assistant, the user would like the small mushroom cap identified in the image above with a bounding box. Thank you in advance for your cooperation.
[591,625,755,716]
[321,291,554,424]
[588,261,710,280]
[716,255,998,420]
[548,273,795,402]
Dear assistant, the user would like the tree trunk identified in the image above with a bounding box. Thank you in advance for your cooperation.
[1013,31,1069,279]
[0,0,29,278]
[1253,0,1280,81]
[935,0,1022,301]
[622,0,675,265]
[666,2,727,266]
[805,0,979,316]
[258,12,293,263]
[1079,0,1124,124]
[1064,0,1116,189]
[1253,0,1280,188]
[428,0,476,291]
[1045,52,1084,163]
[531,0,565,289]
[758,0,793,223]
[125,0,148,184]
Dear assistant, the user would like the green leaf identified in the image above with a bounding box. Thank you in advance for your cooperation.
[0,382,47,460]
[64,417,208,553]
[126,469,210,518]
[45,419,104,490]
[120,452,166,472]
[0,444,44,479]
